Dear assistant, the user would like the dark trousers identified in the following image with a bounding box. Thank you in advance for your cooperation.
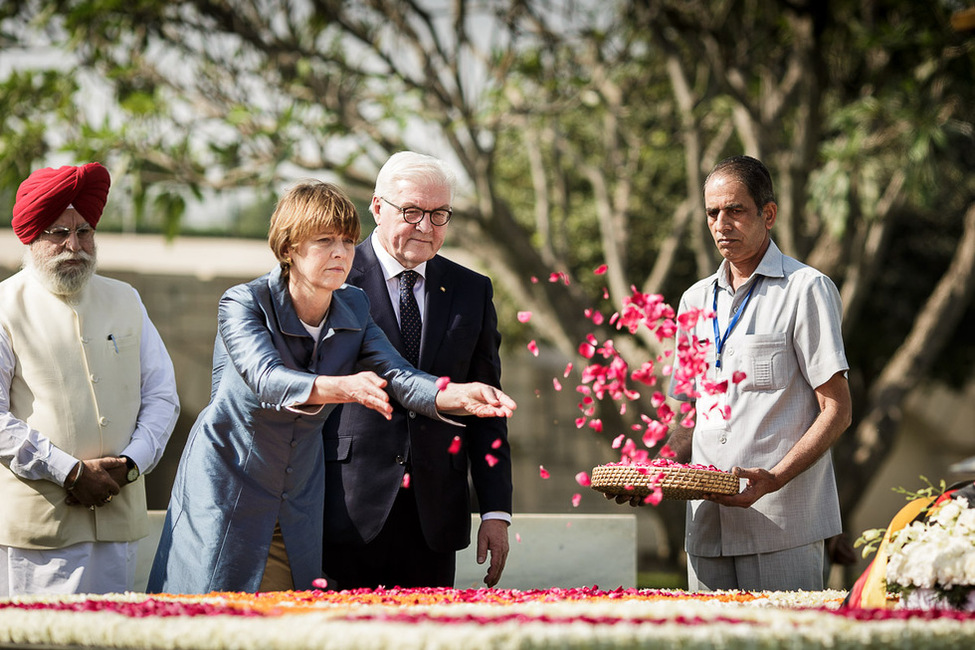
[323,486,456,590]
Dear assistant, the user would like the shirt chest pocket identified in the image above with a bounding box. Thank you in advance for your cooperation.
[737,333,793,392]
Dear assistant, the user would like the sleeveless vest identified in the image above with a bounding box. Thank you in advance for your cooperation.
[0,269,147,549]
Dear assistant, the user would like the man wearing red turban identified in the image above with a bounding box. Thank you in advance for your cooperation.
[0,163,180,596]
[11,162,112,244]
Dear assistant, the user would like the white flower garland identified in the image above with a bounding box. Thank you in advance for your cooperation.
[1,589,975,649]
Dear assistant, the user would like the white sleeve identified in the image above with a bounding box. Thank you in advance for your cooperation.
[0,327,78,485]
[118,293,180,474]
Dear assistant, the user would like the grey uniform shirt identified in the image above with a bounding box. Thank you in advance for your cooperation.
[670,240,848,557]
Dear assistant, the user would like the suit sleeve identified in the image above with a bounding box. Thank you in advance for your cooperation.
[217,284,318,409]
[464,278,513,516]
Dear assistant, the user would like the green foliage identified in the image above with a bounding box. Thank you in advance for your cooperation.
[2,0,973,380]
[854,476,951,559]
[891,476,949,504]
[0,70,80,219]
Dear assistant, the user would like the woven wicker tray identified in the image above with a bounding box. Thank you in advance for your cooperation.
[590,463,740,501]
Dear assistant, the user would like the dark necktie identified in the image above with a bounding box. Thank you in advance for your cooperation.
[399,270,422,366]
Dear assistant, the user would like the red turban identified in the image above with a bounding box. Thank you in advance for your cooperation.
[12,163,112,244]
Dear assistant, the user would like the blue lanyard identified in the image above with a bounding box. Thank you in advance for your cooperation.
[712,279,759,369]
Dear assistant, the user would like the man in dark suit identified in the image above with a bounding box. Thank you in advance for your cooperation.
[323,151,513,589]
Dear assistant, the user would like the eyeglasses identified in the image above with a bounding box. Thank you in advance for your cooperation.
[380,197,452,227]
[42,225,95,243]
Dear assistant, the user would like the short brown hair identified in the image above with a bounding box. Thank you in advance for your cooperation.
[268,181,361,273]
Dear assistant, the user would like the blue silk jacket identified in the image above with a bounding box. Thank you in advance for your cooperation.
[147,267,440,593]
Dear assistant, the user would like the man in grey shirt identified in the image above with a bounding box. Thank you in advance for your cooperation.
[665,155,852,591]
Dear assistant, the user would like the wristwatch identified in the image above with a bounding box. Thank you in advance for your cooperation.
[121,455,140,483]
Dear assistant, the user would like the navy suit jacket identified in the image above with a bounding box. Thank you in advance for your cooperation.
[323,240,513,553]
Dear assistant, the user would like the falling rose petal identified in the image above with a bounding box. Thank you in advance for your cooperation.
[530,276,539,284]
[621,438,637,456]
[732,370,747,383]
[401,472,411,489]
[679,402,694,414]
[584,308,605,325]
[312,578,328,589]
[603,287,610,299]
[594,264,608,275]
[539,465,550,479]
[517,311,532,323]
[642,420,668,447]
[563,362,573,378]
[658,444,677,459]
[578,342,596,359]
[485,454,499,467]
[643,488,663,506]
[575,471,591,487]
[516,533,522,542]
[435,376,451,391]
[575,417,587,429]
[552,377,562,391]
[657,403,675,424]
[447,436,462,454]
[650,391,666,408]
[612,434,625,449]
[571,493,582,507]
[703,379,728,395]
[491,438,502,449]
[527,340,539,357]
[680,415,695,428]
[588,419,603,433]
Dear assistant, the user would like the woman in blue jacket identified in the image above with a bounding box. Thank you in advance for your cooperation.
[148,181,514,594]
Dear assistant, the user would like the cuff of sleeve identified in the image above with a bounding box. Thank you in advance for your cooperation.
[120,438,156,475]
[286,403,325,416]
[481,511,512,524]
[48,447,80,486]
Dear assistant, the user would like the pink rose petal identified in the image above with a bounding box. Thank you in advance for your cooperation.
[401,472,411,489]
[485,454,499,467]
[447,436,462,454]
[517,311,532,323]
[539,465,550,479]
[571,493,582,507]
[491,438,502,449]
[527,340,539,357]
[435,376,451,391]
[575,471,591,487]
[594,264,607,275]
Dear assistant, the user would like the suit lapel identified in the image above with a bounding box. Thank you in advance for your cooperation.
[353,241,403,351]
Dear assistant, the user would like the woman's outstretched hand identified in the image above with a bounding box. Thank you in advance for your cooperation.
[435,382,517,418]
[314,372,393,419]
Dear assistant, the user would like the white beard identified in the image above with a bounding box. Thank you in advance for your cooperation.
[24,246,97,297]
